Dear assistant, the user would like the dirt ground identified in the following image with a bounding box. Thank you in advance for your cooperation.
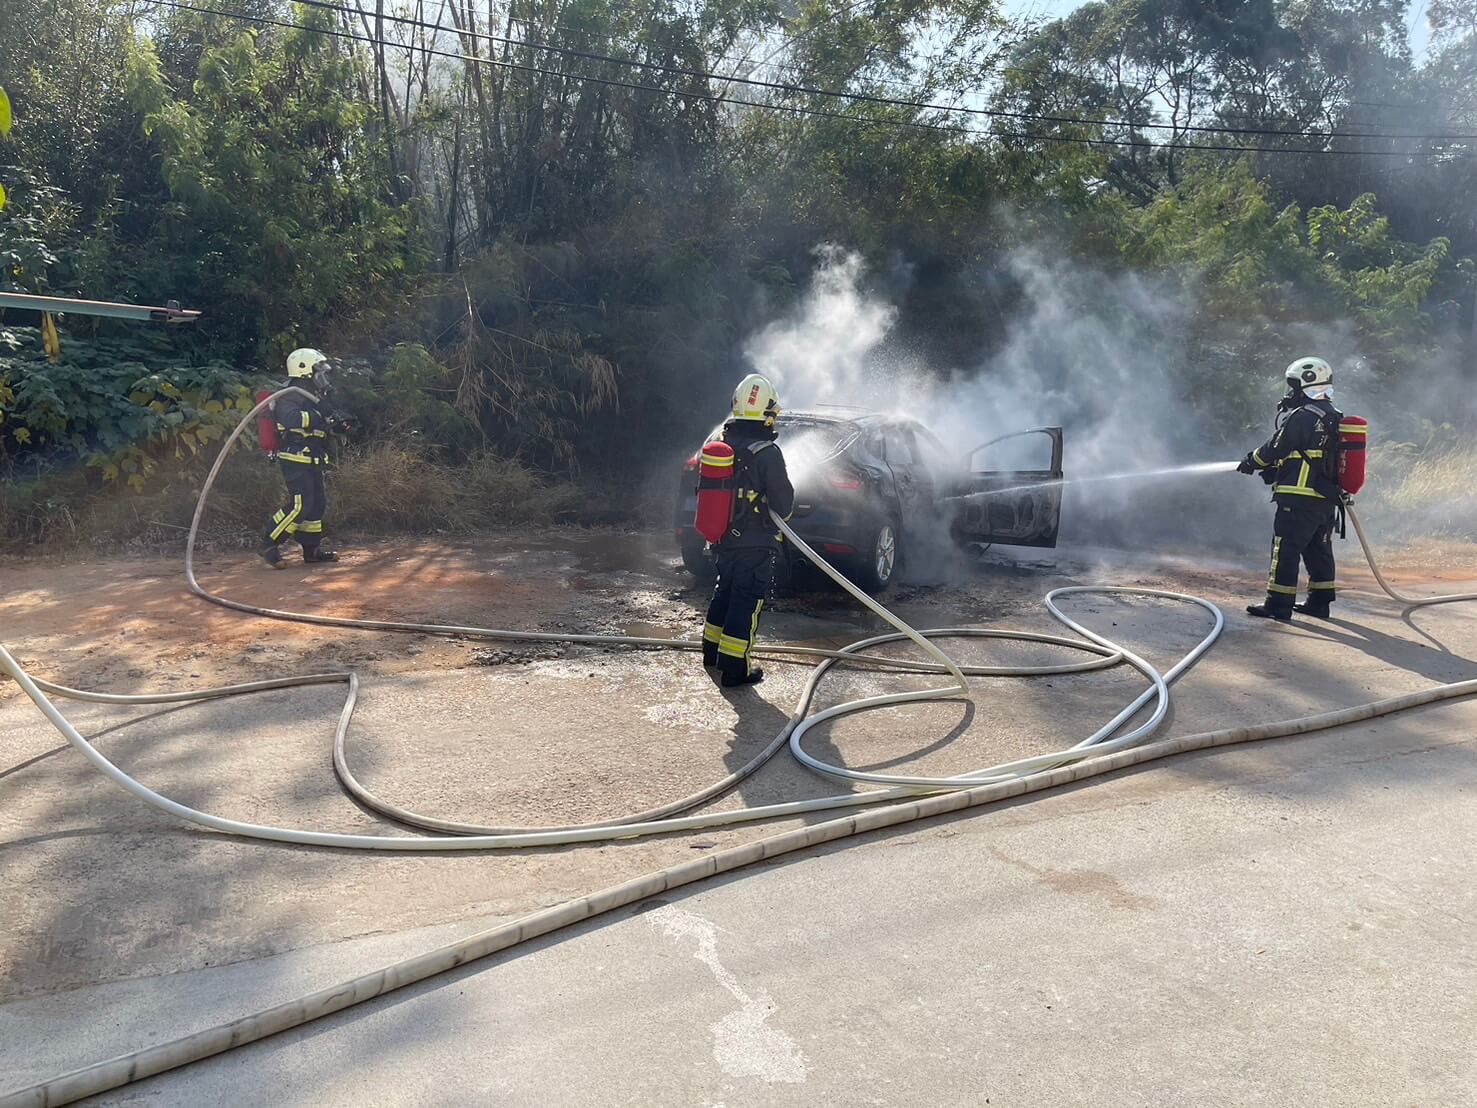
[3,525,1477,1087]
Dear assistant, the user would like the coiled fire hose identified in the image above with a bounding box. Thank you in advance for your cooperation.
[3,389,1475,1104]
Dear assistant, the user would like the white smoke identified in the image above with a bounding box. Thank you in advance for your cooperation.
[737,242,1477,574]
[742,246,1278,561]
[745,247,900,412]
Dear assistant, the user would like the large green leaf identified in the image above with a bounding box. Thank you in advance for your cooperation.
[0,85,10,136]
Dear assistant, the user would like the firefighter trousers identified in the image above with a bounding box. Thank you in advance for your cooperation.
[703,547,776,680]
[1265,503,1337,614]
[265,461,328,553]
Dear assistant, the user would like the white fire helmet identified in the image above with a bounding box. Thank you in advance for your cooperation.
[286,347,330,379]
[732,373,781,425]
[1285,355,1333,400]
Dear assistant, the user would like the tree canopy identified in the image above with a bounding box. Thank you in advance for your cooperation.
[0,0,1472,494]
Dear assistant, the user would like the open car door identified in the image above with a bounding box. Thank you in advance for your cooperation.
[950,427,1064,549]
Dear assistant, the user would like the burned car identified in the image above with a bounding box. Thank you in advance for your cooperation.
[674,408,1064,591]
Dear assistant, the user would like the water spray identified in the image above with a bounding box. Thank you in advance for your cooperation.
[947,460,1241,504]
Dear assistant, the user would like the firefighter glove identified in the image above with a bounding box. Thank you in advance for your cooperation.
[1236,455,1257,475]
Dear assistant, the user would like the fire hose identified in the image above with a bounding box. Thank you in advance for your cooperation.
[2,389,1475,1104]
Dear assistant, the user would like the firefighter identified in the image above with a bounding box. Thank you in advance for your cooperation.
[702,374,795,687]
[258,348,347,568]
[1237,356,1343,621]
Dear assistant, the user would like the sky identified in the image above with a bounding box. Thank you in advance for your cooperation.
[1003,0,1437,57]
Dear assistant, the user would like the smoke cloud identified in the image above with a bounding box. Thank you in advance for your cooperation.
[741,245,1343,573]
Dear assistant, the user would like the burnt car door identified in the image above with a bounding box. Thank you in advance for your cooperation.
[880,423,936,536]
[950,427,1064,548]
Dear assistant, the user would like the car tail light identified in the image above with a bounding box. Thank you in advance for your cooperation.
[826,468,863,491]
[822,542,857,555]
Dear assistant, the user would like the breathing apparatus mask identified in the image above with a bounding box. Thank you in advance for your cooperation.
[312,360,335,398]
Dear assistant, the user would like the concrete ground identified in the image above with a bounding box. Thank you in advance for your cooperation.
[2,528,1476,1104]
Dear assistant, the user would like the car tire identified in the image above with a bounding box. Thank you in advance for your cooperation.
[853,518,899,593]
[680,533,717,580]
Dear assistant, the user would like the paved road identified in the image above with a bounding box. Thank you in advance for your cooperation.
[4,536,1477,1104]
[8,682,1476,1105]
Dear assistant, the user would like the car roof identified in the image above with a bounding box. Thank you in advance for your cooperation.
[780,408,887,425]
[707,409,924,439]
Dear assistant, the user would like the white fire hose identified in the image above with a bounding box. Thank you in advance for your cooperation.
[2,390,1473,1105]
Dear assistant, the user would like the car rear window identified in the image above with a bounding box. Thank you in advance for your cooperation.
[776,420,857,469]
[702,417,858,470]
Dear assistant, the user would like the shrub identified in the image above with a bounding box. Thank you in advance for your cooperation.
[0,326,253,490]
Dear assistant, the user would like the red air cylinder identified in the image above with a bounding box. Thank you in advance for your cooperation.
[256,390,279,454]
[1338,415,1367,496]
[694,440,736,544]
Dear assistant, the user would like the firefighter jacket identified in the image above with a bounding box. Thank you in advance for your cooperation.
[1249,397,1343,507]
[275,388,336,466]
[719,419,795,549]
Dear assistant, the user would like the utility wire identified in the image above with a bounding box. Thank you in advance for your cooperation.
[153,0,1463,158]
[488,0,1465,124]
[205,0,1472,143]
[495,2,1439,115]
[477,10,1431,128]
[282,0,1477,144]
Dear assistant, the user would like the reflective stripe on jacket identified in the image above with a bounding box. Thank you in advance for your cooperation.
[275,390,333,464]
[1250,399,1342,505]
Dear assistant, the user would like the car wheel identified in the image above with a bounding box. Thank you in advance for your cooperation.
[854,519,899,593]
[680,533,717,580]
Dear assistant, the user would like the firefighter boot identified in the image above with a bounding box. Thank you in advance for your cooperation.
[721,667,764,688]
[258,542,285,569]
[1294,601,1332,619]
[1245,604,1292,622]
[299,537,339,563]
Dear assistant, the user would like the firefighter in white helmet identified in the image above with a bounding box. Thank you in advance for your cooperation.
[701,374,794,686]
[1236,356,1342,620]
[258,348,348,567]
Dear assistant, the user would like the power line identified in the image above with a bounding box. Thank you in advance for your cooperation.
[494,2,1444,117]
[443,10,1446,130]
[264,0,1474,143]
[284,0,1477,144]
[151,0,1464,159]
[364,1,1012,115]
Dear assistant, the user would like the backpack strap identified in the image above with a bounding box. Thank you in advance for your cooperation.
[1297,404,1343,500]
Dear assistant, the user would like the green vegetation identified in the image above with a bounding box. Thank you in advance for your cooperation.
[0,0,1473,548]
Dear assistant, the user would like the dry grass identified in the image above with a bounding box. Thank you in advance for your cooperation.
[330,444,592,533]
[0,444,615,554]
[1379,445,1477,509]
[1365,441,1477,540]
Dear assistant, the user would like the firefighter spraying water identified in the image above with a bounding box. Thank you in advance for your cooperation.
[1238,356,1367,622]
